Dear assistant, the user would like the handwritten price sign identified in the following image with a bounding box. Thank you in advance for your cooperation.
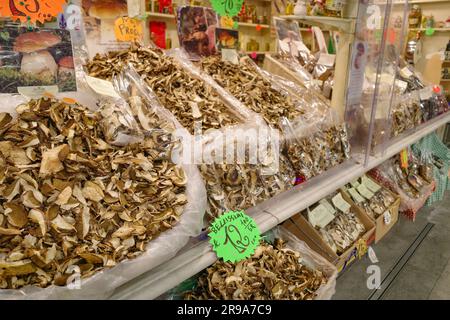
[209,210,260,263]
[0,0,67,24]
[210,0,244,18]
[114,16,143,42]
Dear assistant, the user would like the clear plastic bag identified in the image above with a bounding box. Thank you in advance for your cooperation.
[0,88,207,299]
[282,113,350,181]
[198,129,295,221]
[368,159,434,220]
[85,44,265,138]
[390,91,422,138]
[110,63,292,222]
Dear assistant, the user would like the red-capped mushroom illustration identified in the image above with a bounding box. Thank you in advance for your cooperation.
[58,56,75,77]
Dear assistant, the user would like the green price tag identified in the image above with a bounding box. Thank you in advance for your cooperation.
[209,210,261,263]
[425,28,435,36]
[210,0,244,18]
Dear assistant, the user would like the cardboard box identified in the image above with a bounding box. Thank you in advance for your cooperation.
[282,199,375,273]
[341,181,400,244]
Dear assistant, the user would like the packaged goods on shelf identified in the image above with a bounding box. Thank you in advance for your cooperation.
[341,175,400,243]
[0,89,206,298]
[110,63,295,221]
[369,153,435,221]
[283,191,375,272]
[199,55,349,182]
[391,92,422,138]
[169,227,337,300]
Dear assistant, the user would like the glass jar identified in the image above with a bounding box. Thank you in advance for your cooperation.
[408,5,422,29]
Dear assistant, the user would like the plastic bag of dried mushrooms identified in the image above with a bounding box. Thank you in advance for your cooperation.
[112,63,296,222]
[85,43,267,138]
[0,87,207,299]
[167,226,338,300]
[198,54,350,182]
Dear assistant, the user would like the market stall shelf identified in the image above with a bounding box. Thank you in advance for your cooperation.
[109,107,450,300]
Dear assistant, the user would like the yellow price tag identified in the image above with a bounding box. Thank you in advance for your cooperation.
[114,17,143,42]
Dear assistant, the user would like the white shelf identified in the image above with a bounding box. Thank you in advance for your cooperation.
[244,51,275,54]
[145,12,175,19]
[393,0,450,4]
[238,22,270,29]
[278,15,355,33]
[109,112,450,300]
[410,28,450,32]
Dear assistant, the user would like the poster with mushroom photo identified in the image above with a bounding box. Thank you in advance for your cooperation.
[176,6,219,60]
[81,0,131,58]
[0,26,77,94]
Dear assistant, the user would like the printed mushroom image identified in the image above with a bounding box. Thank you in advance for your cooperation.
[58,56,74,75]
[14,31,61,83]
[88,0,128,43]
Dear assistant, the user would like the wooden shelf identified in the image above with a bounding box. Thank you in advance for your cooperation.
[410,28,450,32]
[238,22,270,29]
[145,12,175,19]
[441,79,450,82]
[393,0,450,4]
[243,51,274,55]
[278,15,355,33]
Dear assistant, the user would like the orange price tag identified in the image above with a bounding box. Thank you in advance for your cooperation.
[114,16,143,42]
[400,149,408,169]
[62,97,77,104]
[0,0,67,24]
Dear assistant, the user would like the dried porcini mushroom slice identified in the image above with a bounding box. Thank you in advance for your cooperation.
[185,239,327,300]
[86,44,243,134]
[0,97,188,289]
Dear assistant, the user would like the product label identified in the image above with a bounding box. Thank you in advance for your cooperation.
[397,80,408,92]
[85,75,121,99]
[317,53,336,67]
[368,246,379,263]
[362,175,381,193]
[18,86,59,99]
[348,187,365,204]
[319,199,337,216]
[332,193,351,213]
[383,211,392,225]
[357,183,374,200]
[308,204,335,229]
[209,210,260,263]
[350,179,360,188]
[221,48,239,64]
[400,67,414,78]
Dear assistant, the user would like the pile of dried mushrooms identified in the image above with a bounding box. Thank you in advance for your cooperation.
[0,98,187,289]
[185,239,327,300]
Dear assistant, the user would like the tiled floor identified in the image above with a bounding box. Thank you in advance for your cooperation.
[333,192,450,300]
